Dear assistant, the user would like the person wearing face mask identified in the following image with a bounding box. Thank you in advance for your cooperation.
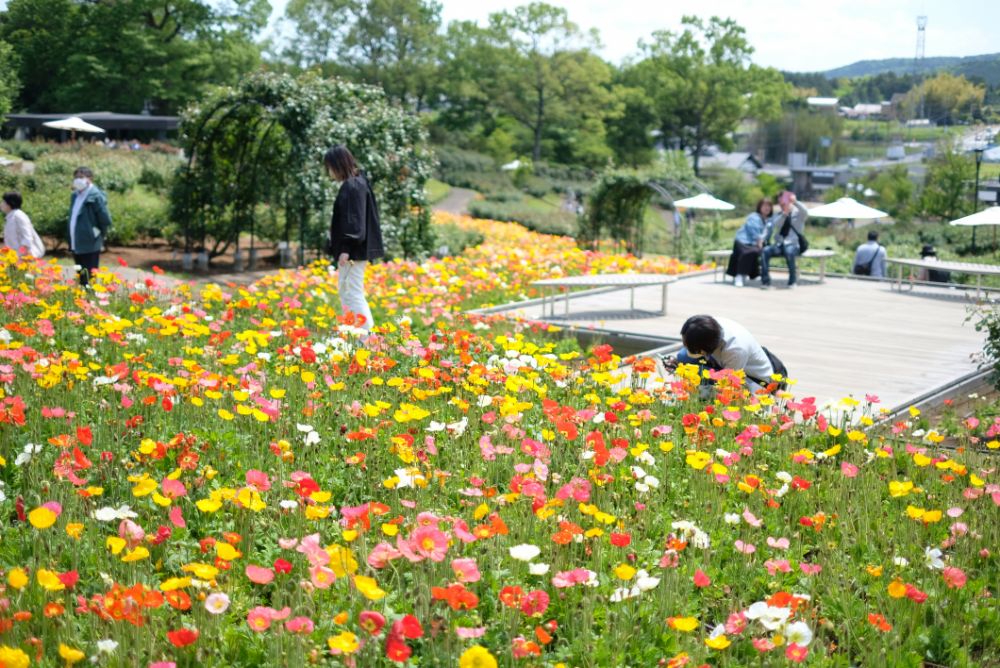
[67,166,112,286]
[660,314,787,394]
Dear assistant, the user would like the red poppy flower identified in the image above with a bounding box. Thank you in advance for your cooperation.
[396,614,423,639]
[385,636,411,662]
[167,627,199,647]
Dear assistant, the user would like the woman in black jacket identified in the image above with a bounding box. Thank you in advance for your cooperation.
[326,145,384,331]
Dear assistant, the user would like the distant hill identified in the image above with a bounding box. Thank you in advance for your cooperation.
[819,53,1000,85]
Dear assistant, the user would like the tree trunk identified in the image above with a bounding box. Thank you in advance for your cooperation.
[532,88,545,162]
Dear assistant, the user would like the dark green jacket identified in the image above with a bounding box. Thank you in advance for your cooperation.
[68,186,112,254]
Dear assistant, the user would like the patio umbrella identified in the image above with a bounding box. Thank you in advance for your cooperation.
[950,205,1000,246]
[949,206,1000,227]
[42,116,105,141]
[807,197,887,220]
[672,192,735,211]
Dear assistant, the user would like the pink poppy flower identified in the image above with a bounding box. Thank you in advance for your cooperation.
[285,616,315,634]
[119,519,145,547]
[942,566,967,589]
[400,526,449,563]
[725,611,747,634]
[519,590,550,616]
[742,509,762,527]
[169,506,186,528]
[161,478,187,499]
[246,470,271,492]
[799,562,822,575]
[693,569,710,588]
[310,565,336,589]
[278,537,299,550]
[451,557,481,583]
[765,559,791,575]
[455,626,487,639]
[766,537,790,550]
[841,462,859,478]
[246,565,275,585]
[752,638,776,652]
[359,610,386,636]
[735,540,756,554]
[368,542,402,569]
[451,519,478,543]
[247,607,274,632]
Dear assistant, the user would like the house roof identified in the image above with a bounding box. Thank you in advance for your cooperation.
[806,97,839,107]
[5,112,179,131]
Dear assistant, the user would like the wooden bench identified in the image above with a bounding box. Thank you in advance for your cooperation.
[707,248,837,282]
[888,258,1000,298]
[531,273,675,318]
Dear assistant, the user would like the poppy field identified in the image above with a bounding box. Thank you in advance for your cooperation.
[0,215,999,668]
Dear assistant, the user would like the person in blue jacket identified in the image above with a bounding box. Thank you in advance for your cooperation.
[67,166,113,287]
[726,198,774,287]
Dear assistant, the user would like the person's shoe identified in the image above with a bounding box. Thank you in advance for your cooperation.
[734,275,744,287]
[786,283,797,290]
[760,283,772,290]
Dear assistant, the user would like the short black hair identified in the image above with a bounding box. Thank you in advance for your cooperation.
[755,198,773,216]
[323,145,359,181]
[867,230,879,241]
[2,191,22,210]
[921,244,936,257]
[74,166,94,179]
[680,315,722,355]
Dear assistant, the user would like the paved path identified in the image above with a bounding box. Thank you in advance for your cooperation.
[433,187,478,215]
[491,272,987,412]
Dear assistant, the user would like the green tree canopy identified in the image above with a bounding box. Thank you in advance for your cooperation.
[920,141,975,221]
[903,72,986,125]
[622,16,790,174]
[281,0,442,109]
[0,0,266,113]
[437,2,616,165]
[0,39,19,115]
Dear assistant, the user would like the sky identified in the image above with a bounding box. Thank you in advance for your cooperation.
[266,0,999,72]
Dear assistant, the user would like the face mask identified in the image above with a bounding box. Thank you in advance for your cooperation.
[73,178,89,191]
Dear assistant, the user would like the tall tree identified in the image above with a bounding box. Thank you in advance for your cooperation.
[903,72,985,125]
[281,0,442,109]
[441,2,613,163]
[920,142,975,221]
[623,16,789,174]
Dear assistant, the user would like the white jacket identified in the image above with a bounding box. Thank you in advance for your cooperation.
[3,209,45,258]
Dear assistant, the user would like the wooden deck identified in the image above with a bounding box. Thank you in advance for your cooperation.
[490,272,988,412]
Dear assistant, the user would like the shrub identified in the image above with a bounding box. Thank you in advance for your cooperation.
[970,302,1000,390]
[467,199,577,236]
[430,220,485,256]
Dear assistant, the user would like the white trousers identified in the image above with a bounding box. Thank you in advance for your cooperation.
[338,260,374,331]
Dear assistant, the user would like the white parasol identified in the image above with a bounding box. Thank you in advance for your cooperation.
[949,206,1000,227]
[807,197,887,220]
[673,193,735,211]
[42,116,106,137]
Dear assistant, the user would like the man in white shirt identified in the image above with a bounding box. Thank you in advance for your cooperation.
[662,315,787,393]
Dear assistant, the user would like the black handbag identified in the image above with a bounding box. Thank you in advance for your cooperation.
[779,216,808,253]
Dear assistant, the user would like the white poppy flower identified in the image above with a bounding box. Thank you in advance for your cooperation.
[509,544,541,561]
